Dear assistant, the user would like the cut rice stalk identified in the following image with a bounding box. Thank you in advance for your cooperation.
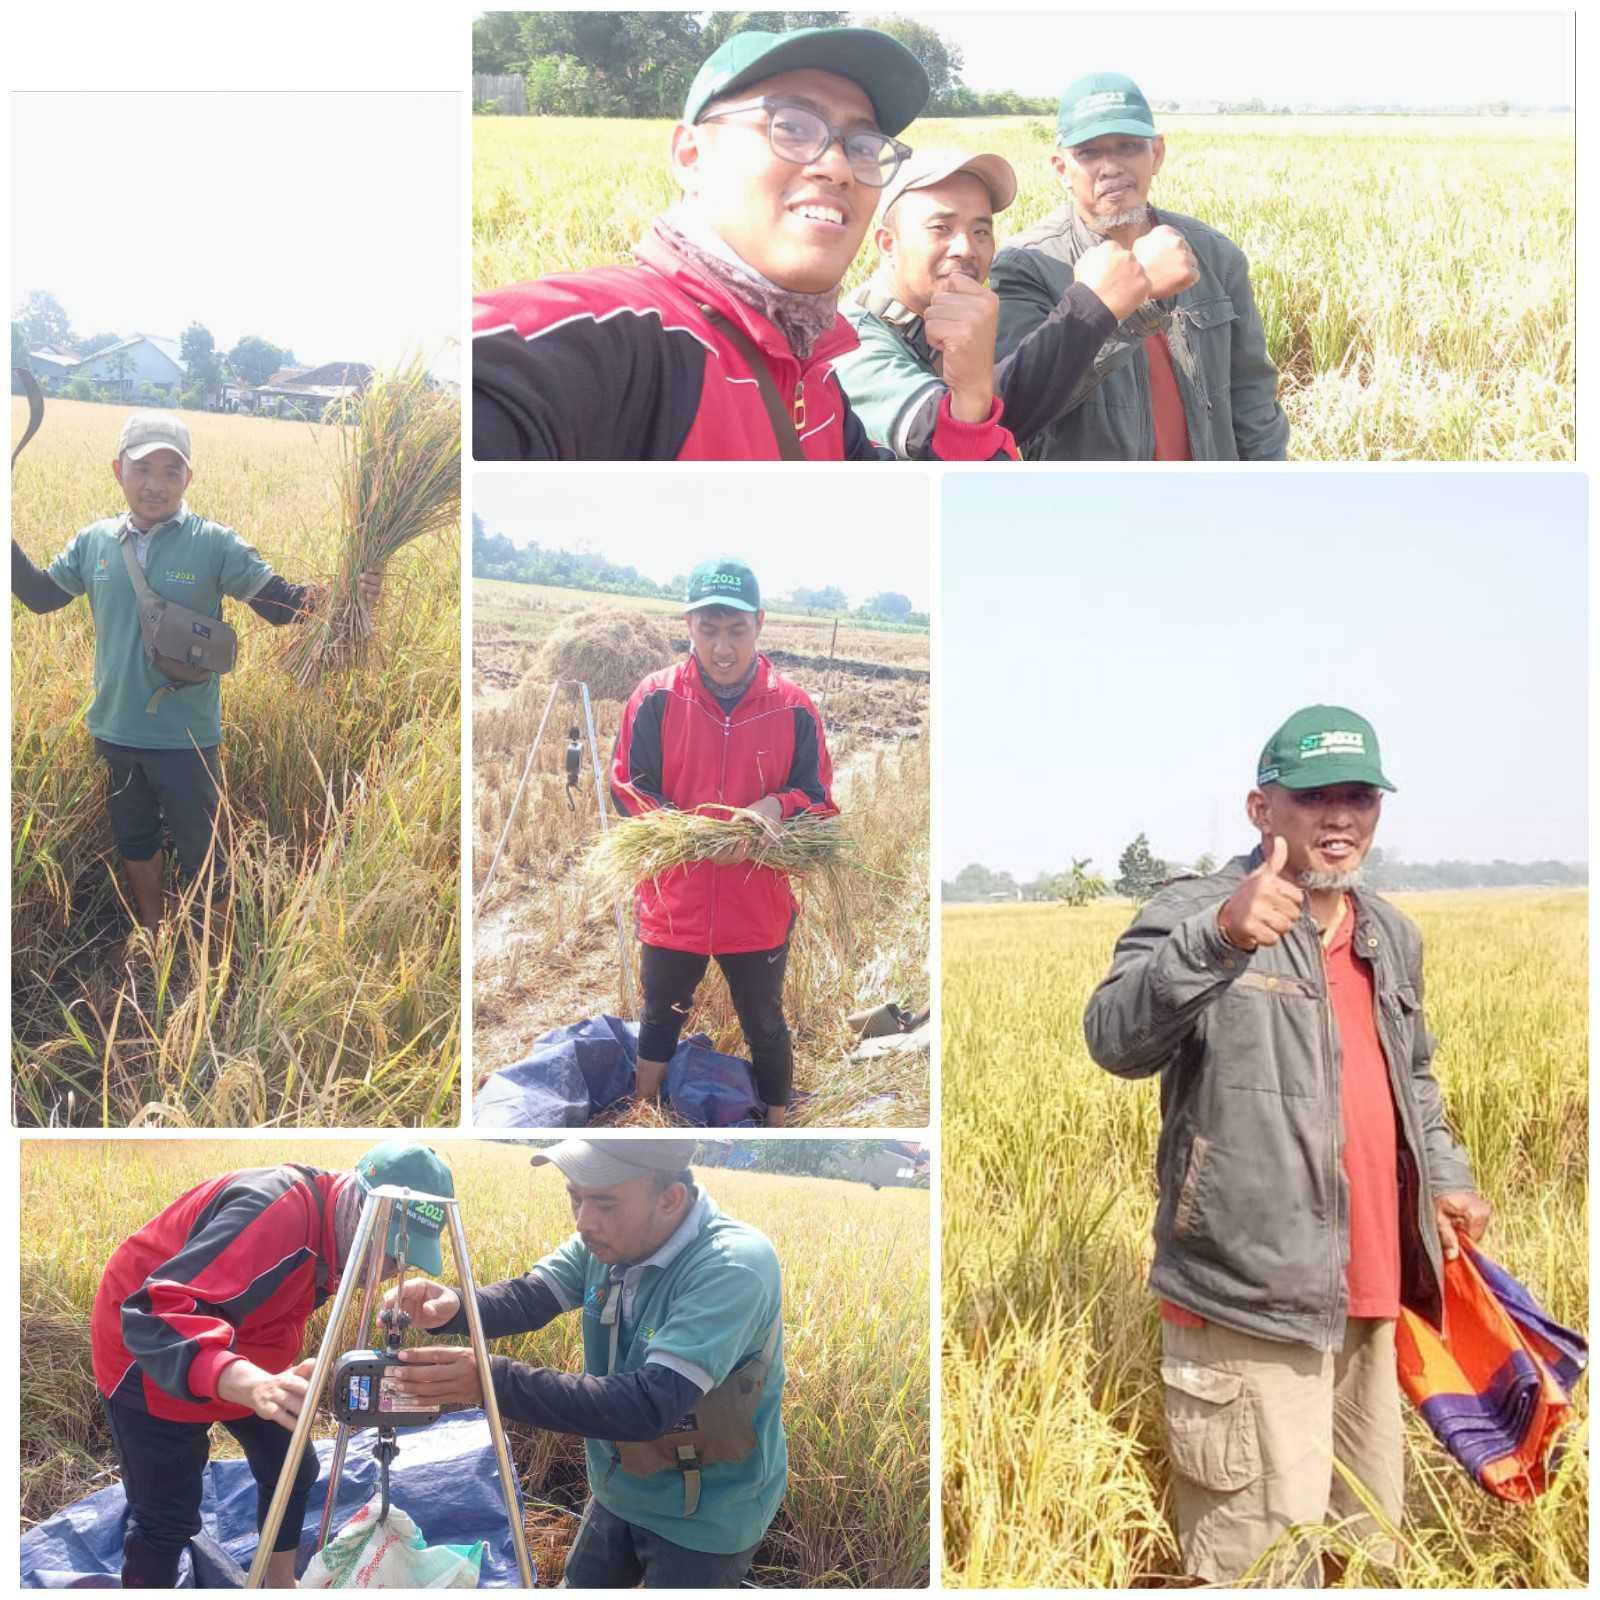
[282,360,460,686]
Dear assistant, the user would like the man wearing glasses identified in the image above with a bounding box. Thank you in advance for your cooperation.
[473,26,1017,461]
[990,72,1290,461]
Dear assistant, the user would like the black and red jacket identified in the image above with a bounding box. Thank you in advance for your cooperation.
[473,223,1018,462]
[92,1165,344,1423]
[611,655,837,954]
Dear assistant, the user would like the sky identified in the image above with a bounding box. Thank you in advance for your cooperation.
[942,472,1588,877]
[12,93,460,382]
[474,472,933,610]
[929,11,1573,107]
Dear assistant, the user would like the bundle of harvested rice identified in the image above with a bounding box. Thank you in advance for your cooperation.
[282,361,460,686]
[536,611,676,703]
[585,807,849,898]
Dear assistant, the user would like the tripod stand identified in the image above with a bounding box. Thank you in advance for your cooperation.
[244,1184,536,1588]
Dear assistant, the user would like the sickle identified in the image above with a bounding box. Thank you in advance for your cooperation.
[11,367,44,468]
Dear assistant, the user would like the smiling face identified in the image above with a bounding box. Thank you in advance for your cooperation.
[1249,782,1383,885]
[687,604,764,686]
[567,1175,688,1265]
[113,447,191,530]
[672,67,880,293]
[879,173,996,314]
[1051,133,1165,231]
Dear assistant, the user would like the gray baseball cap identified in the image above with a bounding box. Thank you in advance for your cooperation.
[531,1138,699,1188]
[118,411,193,468]
[881,148,1017,219]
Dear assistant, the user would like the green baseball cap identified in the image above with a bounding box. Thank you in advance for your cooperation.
[1257,706,1397,793]
[1057,71,1159,148]
[683,27,930,137]
[685,556,761,614]
[354,1140,454,1276]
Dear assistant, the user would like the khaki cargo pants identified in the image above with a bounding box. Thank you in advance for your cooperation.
[1161,1317,1402,1586]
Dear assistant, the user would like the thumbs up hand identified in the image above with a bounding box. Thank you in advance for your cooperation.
[1217,836,1305,952]
[923,270,999,424]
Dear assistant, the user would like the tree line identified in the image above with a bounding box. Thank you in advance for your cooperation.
[12,289,297,411]
[472,11,1052,119]
[945,835,1588,903]
[473,516,928,625]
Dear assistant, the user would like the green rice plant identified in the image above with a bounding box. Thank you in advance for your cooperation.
[20,1139,930,1588]
[942,889,1587,1587]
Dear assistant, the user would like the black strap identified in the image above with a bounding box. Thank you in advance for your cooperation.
[11,368,44,469]
[698,307,805,461]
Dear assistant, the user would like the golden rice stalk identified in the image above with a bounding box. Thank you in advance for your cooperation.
[282,360,460,686]
[584,806,850,899]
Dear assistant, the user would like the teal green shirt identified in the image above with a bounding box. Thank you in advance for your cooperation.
[533,1192,786,1554]
[837,298,946,459]
[46,507,274,750]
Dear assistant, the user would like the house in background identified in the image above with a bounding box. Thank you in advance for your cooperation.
[26,345,84,386]
[240,361,374,421]
[72,334,187,399]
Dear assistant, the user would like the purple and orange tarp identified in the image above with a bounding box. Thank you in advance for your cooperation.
[1397,1241,1587,1502]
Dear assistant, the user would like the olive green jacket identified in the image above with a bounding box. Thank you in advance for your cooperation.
[1083,851,1474,1351]
[991,203,1290,461]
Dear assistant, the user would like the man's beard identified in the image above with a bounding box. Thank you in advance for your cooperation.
[1086,204,1151,234]
[1298,867,1364,891]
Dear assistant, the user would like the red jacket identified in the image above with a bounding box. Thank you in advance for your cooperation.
[474,223,1018,462]
[611,655,837,954]
[93,1165,344,1422]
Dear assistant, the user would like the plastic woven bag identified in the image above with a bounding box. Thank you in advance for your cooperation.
[301,1495,484,1589]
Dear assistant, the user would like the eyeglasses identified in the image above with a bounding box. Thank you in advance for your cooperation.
[697,97,912,188]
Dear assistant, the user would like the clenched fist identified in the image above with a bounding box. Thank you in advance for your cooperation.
[1132,225,1200,300]
[1073,240,1153,322]
[1217,836,1304,952]
[924,272,998,423]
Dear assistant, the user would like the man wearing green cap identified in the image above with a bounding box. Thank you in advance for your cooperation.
[835,146,1187,456]
[606,558,835,1126]
[990,71,1289,461]
[89,1141,452,1588]
[388,1138,785,1587]
[473,26,1017,461]
[1084,707,1488,1582]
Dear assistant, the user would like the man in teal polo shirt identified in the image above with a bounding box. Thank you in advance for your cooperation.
[11,409,380,936]
[389,1138,786,1587]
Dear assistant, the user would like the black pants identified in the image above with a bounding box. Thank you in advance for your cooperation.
[103,1398,318,1588]
[638,939,794,1107]
[95,740,224,879]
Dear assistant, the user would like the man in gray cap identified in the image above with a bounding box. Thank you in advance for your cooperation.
[836,146,1188,457]
[11,410,381,946]
[390,1138,786,1587]
[473,26,1017,460]
[990,71,1289,461]
[1083,707,1488,1581]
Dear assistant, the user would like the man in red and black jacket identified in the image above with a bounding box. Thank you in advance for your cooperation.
[473,25,1019,462]
[611,557,835,1126]
[90,1141,452,1588]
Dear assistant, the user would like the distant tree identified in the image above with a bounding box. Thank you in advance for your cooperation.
[860,590,913,619]
[13,290,72,350]
[1192,852,1218,876]
[1039,857,1109,906]
[787,584,848,612]
[943,862,1020,902]
[1115,833,1168,902]
[227,335,294,387]
[11,322,27,370]
[66,376,95,402]
[472,11,526,74]
[516,11,704,117]
[104,347,135,395]
[180,323,222,406]
[74,331,123,357]
[858,14,965,100]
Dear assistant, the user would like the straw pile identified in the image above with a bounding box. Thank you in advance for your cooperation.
[584,806,849,897]
[282,361,460,686]
[537,611,676,702]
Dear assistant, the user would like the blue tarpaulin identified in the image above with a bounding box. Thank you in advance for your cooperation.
[474,1015,762,1129]
[20,1411,530,1588]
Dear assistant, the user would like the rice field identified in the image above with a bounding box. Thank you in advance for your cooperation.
[942,888,1587,1587]
[18,1137,931,1587]
[473,113,1574,460]
[10,398,461,1127]
[472,579,930,1126]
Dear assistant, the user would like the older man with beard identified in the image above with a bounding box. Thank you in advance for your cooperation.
[474,26,1017,461]
[833,147,1189,457]
[990,71,1290,461]
[1083,706,1489,1583]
